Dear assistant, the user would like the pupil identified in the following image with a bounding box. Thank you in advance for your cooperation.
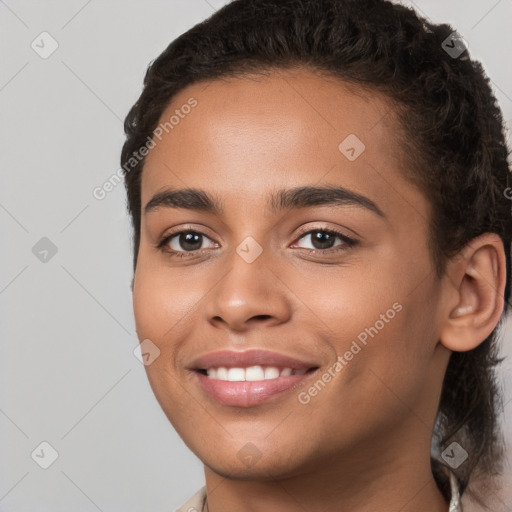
[312,231,334,250]
[180,232,202,251]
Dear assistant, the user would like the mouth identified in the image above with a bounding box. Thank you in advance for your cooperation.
[192,364,320,407]
[188,348,321,407]
[195,368,318,408]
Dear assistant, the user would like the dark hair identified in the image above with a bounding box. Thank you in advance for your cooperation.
[121,0,512,504]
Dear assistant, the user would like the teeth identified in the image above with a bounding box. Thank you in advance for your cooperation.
[205,365,305,381]
[245,365,265,381]
[264,367,280,379]
[227,368,245,381]
[216,367,228,380]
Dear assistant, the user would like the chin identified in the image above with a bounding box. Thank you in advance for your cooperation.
[195,439,318,481]
[203,457,304,481]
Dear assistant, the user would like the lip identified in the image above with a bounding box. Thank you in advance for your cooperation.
[188,348,319,371]
[194,369,318,407]
[188,349,320,407]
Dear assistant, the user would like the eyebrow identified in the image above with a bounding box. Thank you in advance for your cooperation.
[144,185,385,218]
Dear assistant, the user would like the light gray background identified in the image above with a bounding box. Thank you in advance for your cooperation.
[1,0,511,510]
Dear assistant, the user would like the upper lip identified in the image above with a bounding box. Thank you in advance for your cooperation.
[188,349,320,371]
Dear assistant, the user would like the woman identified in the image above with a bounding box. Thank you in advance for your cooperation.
[120,0,511,510]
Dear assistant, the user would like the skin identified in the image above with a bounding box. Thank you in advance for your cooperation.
[132,67,506,512]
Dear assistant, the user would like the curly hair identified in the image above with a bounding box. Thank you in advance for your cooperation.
[120,0,512,504]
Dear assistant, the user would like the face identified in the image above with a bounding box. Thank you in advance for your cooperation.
[133,68,450,479]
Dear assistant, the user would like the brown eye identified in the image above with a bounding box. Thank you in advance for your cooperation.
[158,230,217,255]
[293,228,357,252]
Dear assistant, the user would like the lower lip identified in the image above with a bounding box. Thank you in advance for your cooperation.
[194,370,316,407]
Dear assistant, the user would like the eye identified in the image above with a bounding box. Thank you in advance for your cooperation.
[291,228,357,252]
[157,230,217,257]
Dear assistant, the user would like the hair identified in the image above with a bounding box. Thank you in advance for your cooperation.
[121,0,512,504]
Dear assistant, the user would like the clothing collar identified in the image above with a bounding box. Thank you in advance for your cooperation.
[448,469,463,512]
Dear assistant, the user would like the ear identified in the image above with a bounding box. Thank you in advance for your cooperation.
[439,233,507,352]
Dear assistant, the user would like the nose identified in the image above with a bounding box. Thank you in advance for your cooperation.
[204,245,292,332]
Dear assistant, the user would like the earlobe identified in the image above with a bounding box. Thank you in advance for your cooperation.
[440,234,506,352]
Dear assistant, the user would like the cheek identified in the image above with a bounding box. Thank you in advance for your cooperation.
[310,260,439,395]
[132,259,206,342]
[299,262,402,341]
[132,263,200,427]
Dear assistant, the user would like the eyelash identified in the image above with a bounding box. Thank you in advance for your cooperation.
[156,226,358,260]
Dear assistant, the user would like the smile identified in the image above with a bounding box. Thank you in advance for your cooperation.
[188,348,320,407]
[194,367,318,407]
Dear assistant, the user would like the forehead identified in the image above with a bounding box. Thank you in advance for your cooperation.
[141,67,427,222]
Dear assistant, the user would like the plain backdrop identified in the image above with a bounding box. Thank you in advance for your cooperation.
[1,0,511,510]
